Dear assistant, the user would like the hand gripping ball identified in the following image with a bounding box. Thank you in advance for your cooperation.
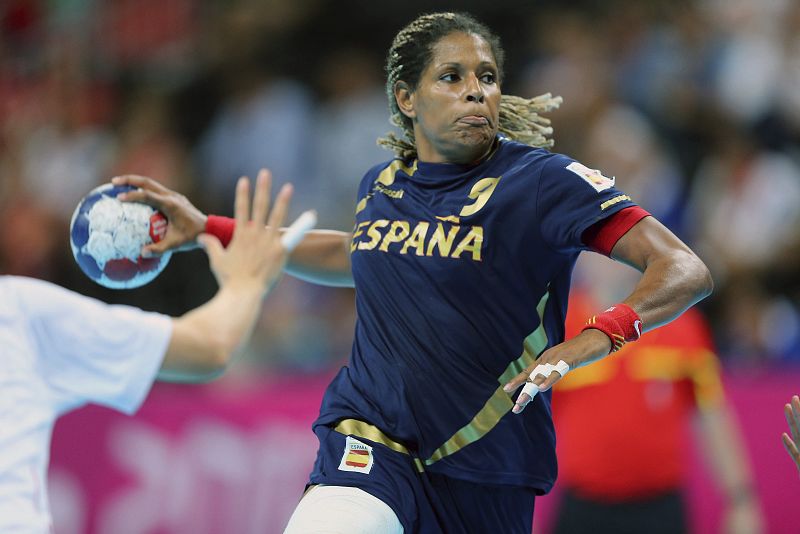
[69,183,171,289]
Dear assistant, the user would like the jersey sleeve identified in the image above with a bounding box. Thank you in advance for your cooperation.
[535,154,638,253]
[15,277,172,415]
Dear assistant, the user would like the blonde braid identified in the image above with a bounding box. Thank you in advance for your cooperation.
[498,93,563,149]
[377,114,417,160]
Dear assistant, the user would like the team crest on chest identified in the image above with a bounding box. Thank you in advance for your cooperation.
[338,436,375,474]
[566,162,615,192]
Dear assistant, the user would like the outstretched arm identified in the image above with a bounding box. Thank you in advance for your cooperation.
[113,172,354,288]
[158,171,298,382]
[506,216,713,411]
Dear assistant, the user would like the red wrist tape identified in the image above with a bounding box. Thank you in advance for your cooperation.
[582,303,642,353]
[205,215,235,247]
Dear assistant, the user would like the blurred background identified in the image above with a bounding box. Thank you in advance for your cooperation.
[1,0,798,532]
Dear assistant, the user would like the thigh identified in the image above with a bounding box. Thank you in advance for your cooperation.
[424,473,536,534]
[306,425,429,532]
[283,485,403,534]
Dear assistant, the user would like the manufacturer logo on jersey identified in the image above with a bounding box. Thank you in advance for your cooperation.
[338,436,374,474]
[566,162,615,192]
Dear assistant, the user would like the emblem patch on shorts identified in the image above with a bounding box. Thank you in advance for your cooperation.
[566,161,615,192]
[338,436,374,474]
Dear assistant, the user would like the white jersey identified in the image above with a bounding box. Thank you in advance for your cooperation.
[0,276,171,533]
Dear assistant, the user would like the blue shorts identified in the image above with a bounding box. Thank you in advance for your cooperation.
[308,423,536,534]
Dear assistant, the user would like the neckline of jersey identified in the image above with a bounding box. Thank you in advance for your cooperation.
[412,137,505,183]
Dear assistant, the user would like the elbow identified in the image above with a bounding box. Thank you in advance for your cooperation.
[205,337,237,376]
[687,252,714,302]
[188,335,236,381]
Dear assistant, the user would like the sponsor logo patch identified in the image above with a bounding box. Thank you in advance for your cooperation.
[566,162,615,192]
[338,436,374,474]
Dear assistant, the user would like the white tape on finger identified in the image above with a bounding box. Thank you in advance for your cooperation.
[520,381,540,399]
[519,360,571,401]
[281,210,317,252]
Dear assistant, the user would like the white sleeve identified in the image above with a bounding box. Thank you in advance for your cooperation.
[10,277,172,415]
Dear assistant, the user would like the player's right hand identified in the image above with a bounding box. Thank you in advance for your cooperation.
[112,174,207,257]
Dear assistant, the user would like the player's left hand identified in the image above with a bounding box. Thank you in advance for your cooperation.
[503,328,611,414]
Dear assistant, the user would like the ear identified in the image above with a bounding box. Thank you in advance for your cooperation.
[394,81,416,120]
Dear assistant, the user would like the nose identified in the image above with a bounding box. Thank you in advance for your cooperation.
[465,74,485,103]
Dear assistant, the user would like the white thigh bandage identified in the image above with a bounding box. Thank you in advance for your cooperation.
[520,360,570,399]
[283,485,403,534]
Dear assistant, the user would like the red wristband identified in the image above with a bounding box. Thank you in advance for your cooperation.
[582,303,642,352]
[205,215,235,247]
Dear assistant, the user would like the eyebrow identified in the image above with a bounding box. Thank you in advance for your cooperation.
[436,61,497,70]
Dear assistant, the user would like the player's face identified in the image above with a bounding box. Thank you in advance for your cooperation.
[402,32,501,164]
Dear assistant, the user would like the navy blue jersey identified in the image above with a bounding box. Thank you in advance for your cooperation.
[314,137,638,492]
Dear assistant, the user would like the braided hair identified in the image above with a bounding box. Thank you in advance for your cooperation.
[377,12,562,159]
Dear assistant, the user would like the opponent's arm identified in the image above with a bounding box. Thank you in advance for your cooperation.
[112,173,354,288]
[506,216,713,412]
[158,172,294,382]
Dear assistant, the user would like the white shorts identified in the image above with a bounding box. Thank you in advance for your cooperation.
[283,485,403,534]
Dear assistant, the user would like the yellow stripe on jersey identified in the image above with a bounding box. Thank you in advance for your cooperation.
[600,194,632,211]
[376,159,418,186]
[333,293,552,470]
[334,419,425,472]
[424,291,551,466]
[355,159,417,215]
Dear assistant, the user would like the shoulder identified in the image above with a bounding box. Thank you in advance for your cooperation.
[494,139,574,176]
[360,158,417,187]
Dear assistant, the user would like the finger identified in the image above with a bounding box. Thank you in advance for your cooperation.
[111,174,170,195]
[116,188,171,210]
[234,177,250,227]
[196,234,224,264]
[787,402,800,441]
[251,169,271,226]
[503,370,530,393]
[792,395,800,422]
[537,370,566,393]
[140,239,175,258]
[281,210,317,252]
[512,390,533,414]
[783,432,800,469]
[267,183,293,239]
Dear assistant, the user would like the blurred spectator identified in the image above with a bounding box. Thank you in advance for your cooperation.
[194,4,315,215]
[582,104,686,236]
[14,45,116,221]
[686,122,800,363]
[311,47,393,228]
[0,0,797,375]
[109,88,190,191]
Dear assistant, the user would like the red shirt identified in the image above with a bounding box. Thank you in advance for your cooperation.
[553,289,724,501]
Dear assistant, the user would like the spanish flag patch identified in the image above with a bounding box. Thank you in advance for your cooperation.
[338,436,374,474]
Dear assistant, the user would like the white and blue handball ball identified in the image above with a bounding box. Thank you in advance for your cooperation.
[69,183,171,289]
